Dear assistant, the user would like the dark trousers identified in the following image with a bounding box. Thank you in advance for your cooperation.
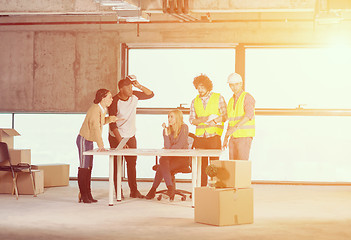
[152,156,189,189]
[193,135,221,186]
[108,135,138,194]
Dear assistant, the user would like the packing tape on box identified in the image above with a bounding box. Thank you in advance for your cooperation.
[234,215,239,224]
[233,188,239,201]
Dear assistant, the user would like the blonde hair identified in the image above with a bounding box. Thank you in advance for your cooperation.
[167,109,184,138]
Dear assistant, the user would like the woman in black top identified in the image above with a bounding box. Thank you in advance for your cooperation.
[145,109,189,200]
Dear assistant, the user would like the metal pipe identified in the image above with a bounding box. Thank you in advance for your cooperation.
[0,17,325,26]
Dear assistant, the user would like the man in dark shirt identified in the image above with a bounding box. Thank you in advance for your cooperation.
[108,75,154,198]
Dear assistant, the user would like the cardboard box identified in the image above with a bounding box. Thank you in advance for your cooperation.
[7,149,31,166]
[0,170,44,195]
[194,187,254,226]
[32,164,69,187]
[0,129,20,149]
[0,171,15,193]
[211,160,251,189]
[17,170,44,195]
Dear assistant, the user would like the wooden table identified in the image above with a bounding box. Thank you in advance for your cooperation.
[84,148,222,206]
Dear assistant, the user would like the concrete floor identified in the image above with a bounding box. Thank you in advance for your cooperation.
[1,181,351,240]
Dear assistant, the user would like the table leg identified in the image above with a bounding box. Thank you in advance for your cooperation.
[191,156,197,207]
[116,155,122,202]
[196,156,202,187]
[109,155,114,206]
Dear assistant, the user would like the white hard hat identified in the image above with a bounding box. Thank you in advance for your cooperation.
[227,73,242,84]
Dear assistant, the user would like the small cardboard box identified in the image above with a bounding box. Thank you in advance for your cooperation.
[8,149,31,166]
[17,170,44,195]
[0,170,44,195]
[32,164,69,187]
[0,171,15,193]
[195,187,254,226]
[211,160,251,189]
[0,129,20,149]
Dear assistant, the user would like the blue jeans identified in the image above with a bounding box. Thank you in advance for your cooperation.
[76,135,94,169]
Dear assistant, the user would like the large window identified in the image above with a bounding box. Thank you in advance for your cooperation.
[14,114,87,178]
[246,47,351,182]
[251,115,351,182]
[0,113,12,128]
[246,47,351,109]
[128,48,235,179]
[128,48,236,108]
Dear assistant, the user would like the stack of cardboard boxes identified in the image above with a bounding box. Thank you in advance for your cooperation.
[0,128,44,195]
[194,160,253,226]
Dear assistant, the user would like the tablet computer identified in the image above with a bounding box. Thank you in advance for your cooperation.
[115,137,130,150]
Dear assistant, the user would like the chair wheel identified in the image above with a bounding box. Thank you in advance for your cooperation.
[181,196,186,201]
[157,195,162,201]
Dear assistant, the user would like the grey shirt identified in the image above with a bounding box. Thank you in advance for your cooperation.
[163,124,189,149]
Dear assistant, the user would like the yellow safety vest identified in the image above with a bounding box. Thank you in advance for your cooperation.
[227,92,255,138]
[194,93,224,136]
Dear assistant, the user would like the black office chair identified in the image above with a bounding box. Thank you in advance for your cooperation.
[153,133,196,201]
[0,142,36,199]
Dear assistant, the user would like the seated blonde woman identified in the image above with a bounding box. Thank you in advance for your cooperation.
[145,109,189,201]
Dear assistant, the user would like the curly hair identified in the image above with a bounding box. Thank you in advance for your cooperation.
[193,74,213,91]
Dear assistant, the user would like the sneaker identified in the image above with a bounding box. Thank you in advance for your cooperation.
[130,190,145,198]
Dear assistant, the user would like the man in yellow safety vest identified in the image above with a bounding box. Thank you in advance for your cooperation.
[223,73,255,160]
[190,74,227,186]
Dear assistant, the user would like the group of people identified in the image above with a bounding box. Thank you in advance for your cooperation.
[76,73,255,203]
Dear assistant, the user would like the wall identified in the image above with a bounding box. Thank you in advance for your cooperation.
[0,29,119,112]
[1,17,351,112]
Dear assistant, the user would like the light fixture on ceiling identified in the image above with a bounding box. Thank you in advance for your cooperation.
[96,0,149,22]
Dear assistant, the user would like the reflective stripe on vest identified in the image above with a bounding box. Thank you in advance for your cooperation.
[227,92,255,138]
[194,92,224,136]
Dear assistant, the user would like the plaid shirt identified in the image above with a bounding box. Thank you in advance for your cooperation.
[189,92,227,138]
[232,90,255,120]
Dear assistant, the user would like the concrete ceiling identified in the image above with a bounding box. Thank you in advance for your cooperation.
[0,0,351,24]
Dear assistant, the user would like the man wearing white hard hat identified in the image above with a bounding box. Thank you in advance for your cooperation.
[190,74,227,186]
[223,73,255,160]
